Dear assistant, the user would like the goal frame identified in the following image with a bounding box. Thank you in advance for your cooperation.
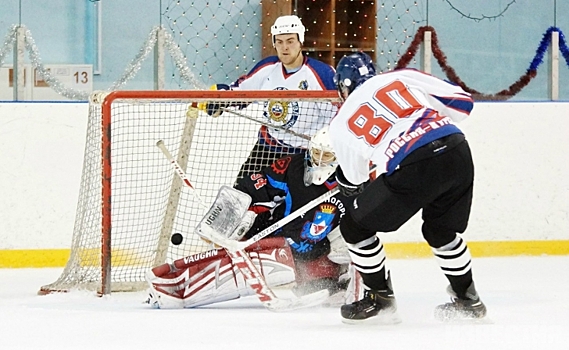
[40,89,339,295]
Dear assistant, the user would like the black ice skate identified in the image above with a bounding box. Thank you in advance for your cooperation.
[435,282,487,321]
[340,280,400,324]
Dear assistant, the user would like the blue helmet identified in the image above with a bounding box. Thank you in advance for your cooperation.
[334,52,377,98]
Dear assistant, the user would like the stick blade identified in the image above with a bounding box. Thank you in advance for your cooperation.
[197,224,242,251]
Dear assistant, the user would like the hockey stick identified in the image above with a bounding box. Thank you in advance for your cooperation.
[220,107,311,141]
[156,139,208,210]
[199,164,377,253]
[199,187,339,253]
[225,249,328,311]
[157,140,328,311]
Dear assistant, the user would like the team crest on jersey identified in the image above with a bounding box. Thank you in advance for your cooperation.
[271,156,292,175]
[300,204,336,242]
[263,87,300,129]
[267,101,288,122]
[298,80,308,90]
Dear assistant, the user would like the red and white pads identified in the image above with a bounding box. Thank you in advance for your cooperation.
[345,263,364,304]
[146,237,296,308]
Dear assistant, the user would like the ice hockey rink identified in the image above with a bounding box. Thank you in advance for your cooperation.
[1,255,567,350]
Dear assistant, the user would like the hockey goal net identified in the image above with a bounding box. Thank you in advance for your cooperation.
[39,89,340,295]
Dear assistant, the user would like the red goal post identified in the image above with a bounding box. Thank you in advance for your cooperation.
[39,89,340,295]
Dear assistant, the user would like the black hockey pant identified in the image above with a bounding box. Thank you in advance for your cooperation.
[340,133,474,249]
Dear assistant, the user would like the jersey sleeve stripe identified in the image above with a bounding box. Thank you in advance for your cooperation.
[305,58,336,90]
[432,95,474,114]
[266,175,293,216]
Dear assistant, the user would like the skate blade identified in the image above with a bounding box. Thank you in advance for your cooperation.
[341,311,402,325]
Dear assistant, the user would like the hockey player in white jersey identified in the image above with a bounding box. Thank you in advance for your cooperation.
[328,52,487,323]
[202,15,337,178]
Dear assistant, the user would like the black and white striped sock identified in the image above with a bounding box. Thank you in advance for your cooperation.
[346,236,389,291]
[432,235,473,298]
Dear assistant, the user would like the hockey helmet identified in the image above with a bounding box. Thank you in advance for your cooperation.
[334,52,377,99]
[304,126,337,186]
[271,15,305,46]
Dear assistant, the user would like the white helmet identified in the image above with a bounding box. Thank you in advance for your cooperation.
[271,15,305,47]
[304,126,338,186]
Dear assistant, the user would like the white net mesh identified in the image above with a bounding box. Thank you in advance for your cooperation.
[39,90,340,294]
[163,1,262,87]
[39,0,423,294]
[376,0,423,72]
[162,0,424,87]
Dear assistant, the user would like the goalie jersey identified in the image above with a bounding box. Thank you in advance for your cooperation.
[234,153,347,261]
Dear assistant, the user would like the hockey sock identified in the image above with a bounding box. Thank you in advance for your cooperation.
[346,236,389,291]
[432,235,474,299]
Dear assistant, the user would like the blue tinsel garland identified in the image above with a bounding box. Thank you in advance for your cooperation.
[528,27,569,73]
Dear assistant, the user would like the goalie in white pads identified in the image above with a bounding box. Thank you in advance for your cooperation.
[145,127,363,309]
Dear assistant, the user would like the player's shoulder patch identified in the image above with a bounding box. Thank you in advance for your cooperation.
[271,156,293,175]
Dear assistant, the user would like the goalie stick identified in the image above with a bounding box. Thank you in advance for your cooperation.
[220,107,311,141]
[198,164,376,253]
[198,187,340,253]
[156,133,328,311]
[156,139,208,210]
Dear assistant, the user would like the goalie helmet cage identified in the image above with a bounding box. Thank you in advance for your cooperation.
[38,89,340,295]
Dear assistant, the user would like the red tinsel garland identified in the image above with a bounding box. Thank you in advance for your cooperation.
[396,26,537,101]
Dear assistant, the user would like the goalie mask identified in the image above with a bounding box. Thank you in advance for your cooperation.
[304,126,337,186]
[271,15,305,46]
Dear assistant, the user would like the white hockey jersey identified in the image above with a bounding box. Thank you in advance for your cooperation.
[329,69,474,185]
[231,56,337,150]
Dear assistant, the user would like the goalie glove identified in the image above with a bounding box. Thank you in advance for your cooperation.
[197,84,231,117]
[201,209,254,247]
[335,166,365,197]
[196,186,252,246]
[228,210,257,241]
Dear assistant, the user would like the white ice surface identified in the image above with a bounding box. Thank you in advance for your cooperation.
[1,256,568,350]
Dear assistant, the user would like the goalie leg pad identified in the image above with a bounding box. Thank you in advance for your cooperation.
[344,262,364,304]
[146,237,296,308]
[293,254,343,296]
[295,254,341,282]
[244,237,297,291]
[147,250,240,309]
[327,226,351,265]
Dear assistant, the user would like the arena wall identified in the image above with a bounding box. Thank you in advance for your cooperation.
[0,101,567,267]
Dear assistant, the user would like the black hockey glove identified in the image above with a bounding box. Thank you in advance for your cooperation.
[335,166,365,197]
[205,84,230,117]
